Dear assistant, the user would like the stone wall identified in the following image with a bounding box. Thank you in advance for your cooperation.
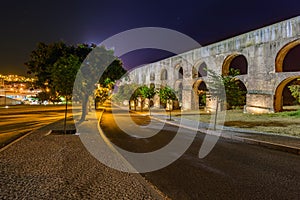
[118,16,300,113]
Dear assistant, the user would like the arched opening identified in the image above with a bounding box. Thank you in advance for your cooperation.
[275,39,300,72]
[150,72,155,81]
[232,79,247,109]
[178,67,183,79]
[198,81,208,107]
[274,76,300,112]
[193,80,208,109]
[192,62,207,78]
[198,63,207,77]
[222,54,248,76]
[150,83,155,89]
[161,69,168,81]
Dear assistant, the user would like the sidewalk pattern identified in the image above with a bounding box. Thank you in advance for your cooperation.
[0,120,165,199]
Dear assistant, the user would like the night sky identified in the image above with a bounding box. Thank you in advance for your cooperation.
[1,0,300,75]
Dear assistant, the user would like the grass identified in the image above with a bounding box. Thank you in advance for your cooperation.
[173,106,300,137]
[276,109,300,117]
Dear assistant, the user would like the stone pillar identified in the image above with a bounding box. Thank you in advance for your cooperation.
[244,93,275,114]
[182,89,193,110]
[153,94,160,108]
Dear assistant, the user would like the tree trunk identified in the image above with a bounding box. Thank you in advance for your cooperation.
[64,96,68,134]
[213,97,219,130]
[140,99,143,112]
[80,94,89,122]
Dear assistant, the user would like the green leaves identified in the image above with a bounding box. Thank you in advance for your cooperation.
[288,79,300,104]
[52,54,81,100]
[158,86,177,104]
[139,85,156,100]
[25,42,126,103]
[207,68,246,109]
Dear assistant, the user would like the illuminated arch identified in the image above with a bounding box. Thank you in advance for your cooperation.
[275,39,300,72]
[274,76,300,112]
[222,54,248,76]
[193,79,208,108]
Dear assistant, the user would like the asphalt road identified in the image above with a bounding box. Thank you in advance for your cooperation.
[100,105,300,200]
[0,105,72,148]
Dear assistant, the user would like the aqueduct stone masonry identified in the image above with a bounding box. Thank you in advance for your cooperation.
[118,16,300,114]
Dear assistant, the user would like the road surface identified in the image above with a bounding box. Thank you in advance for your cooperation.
[100,104,300,199]
[0,105,72,148]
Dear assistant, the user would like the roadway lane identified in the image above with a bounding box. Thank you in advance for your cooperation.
[0,105,74,148]
[100,105,300,199]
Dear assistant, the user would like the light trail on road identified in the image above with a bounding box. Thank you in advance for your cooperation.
[0,105,76,148]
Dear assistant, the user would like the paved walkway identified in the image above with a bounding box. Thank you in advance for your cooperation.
[0,118,165,200]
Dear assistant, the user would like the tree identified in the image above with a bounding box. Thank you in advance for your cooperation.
[36,91,51,103]
[288,79,300,104]
[130,86,141,111]
[139,85,156,115]
[112,83,139,109]
[52,54,81,133]
[207,68,246,129]
[159,86,177,120]
[74,45,126,122]
[25,42,93,102]
[103,78,114,90]
[26,42,126,122]
[223,69,246,108]
[99,59,126,85]
[25,42,70,89]
[207,68,245,109]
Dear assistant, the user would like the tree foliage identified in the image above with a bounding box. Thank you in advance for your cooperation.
[207,68,246,109]
[25,42,126,122]
[139,85,157,113]
[25,42,93,101]
[52,55,81,101]
[158,86,177,104]
[158,86,177,120]
[288,79,300,104]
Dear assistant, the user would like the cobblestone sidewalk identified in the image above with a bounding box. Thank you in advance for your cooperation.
[0,119,165,200]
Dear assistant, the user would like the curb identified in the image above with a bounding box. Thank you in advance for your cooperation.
[233,136,300,155]
[96,108,169,200]
[0,130,33,153]
[150,115,300,156]
[111,104,300,155]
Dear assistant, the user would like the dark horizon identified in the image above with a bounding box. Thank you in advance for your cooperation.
[1,1,300,76]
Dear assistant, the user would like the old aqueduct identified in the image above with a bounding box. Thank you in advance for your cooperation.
[118,16,300,114]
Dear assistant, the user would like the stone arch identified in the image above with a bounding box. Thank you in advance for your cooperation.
[274,76,300,112]
[192,61,207,78]
[275,39,300,72]
[160,69,168,80]
[232,79,247,109]
[222,54,248,76]
[193,79,208,108]
[178,67,183,79]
